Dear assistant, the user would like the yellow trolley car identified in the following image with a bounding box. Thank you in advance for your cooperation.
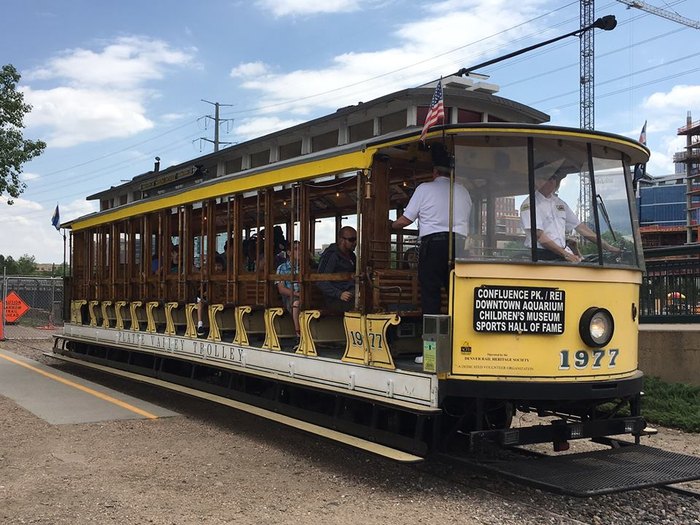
[56,81,695,494]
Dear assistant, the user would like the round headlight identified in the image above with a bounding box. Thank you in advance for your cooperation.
[579,307,614,347]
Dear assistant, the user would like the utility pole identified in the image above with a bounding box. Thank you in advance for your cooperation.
[200,100,234,152]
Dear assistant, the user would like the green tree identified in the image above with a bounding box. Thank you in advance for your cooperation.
[16,254,37,275]
[0,254,19,274]
[1,64,46,204]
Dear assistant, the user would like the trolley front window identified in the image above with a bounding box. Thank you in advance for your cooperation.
[452,135,641,268]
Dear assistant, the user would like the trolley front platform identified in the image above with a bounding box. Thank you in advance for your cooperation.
[469,444,700,496]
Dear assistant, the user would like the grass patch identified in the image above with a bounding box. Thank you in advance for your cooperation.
[642,376,700,433]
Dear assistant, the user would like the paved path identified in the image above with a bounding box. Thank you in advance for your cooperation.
[0,348,177,424]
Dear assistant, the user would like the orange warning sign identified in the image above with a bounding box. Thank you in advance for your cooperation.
[4,291,30,323]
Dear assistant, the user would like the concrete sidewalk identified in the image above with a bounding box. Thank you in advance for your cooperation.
[0,348,177,424]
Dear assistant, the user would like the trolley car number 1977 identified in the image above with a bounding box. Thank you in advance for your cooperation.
[559,348,619,370]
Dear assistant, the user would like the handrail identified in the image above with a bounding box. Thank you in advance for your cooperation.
[365,268,404,314]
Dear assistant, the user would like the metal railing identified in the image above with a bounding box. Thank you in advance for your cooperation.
[640,245,700,323]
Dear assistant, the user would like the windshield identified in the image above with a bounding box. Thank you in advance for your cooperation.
[452,135,641,268]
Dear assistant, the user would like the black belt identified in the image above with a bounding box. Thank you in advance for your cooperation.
[422,232,467,243]
[422,232,450,242]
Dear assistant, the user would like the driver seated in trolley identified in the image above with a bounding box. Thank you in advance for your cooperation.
[520,159,620,262]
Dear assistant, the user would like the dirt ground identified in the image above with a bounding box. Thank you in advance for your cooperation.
[1,337,699,525]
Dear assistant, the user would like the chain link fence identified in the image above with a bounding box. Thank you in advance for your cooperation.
[1,276,64,340]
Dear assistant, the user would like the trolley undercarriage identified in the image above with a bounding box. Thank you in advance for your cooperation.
[52,330,652,458]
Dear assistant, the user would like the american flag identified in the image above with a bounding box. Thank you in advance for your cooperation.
[420,78,444,142]
[638,120,647,146]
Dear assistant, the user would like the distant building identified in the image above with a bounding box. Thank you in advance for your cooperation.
[638,112,700,248]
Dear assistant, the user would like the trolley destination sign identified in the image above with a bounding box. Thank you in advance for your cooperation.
[473,285,565,334]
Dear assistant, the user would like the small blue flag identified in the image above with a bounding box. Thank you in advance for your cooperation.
[51,204,60,230]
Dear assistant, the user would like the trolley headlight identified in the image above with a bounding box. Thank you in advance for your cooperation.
[579,307,614,348]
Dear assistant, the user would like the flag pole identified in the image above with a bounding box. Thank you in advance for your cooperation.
[62,228,66,279]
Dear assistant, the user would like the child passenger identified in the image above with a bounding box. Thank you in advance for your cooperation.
[276,241,301,344]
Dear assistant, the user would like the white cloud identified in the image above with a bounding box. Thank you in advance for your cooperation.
[645,85,700,113]
[638,84,700,175]
[23,86,153,147]
[20,36,197,148]
[159,112,190,123]
[230,61,271,78]
[233,1,545,126]
[0,197,97,263]
[255,0,369,17]
[396,1,535,53]
[25,36,196,89]
[21,172,41,181]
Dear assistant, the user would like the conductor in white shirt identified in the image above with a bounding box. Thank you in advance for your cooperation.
[520,159,620,263]
[392,144,471,314]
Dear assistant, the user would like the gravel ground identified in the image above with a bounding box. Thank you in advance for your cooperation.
[1,337,699,525]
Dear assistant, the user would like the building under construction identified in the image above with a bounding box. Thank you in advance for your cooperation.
[678,113,700,243]
[639,112,700,247]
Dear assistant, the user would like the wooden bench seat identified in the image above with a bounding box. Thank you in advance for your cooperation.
[370,269,447,315]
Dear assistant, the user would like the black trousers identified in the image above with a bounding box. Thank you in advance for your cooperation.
[419,234,451,314]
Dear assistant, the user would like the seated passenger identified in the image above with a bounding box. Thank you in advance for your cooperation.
[243,237,259,272]
[195,254,225,336]
[317,226,357,313]
[169,244,180,273]
[151,254,160,274]
[276,241,301,344]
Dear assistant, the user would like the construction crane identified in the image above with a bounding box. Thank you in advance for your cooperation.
[616,0,700,29]
[578,0,595,224]
[577,0,699,223]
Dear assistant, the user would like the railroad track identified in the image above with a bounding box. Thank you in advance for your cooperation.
[660,483,700,500]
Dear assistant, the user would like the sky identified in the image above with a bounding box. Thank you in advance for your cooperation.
[1,0,699,263]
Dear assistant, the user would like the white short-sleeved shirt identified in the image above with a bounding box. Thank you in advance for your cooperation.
[403,176,471,238]
[520,191,581,249]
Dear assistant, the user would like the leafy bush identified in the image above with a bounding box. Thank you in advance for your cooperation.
[642,376,700,433]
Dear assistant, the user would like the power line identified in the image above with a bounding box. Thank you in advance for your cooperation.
[37,119,198,179]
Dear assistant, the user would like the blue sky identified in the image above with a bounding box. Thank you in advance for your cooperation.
[2,0,699,263]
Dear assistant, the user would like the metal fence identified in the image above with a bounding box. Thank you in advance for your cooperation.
[640,258,700,323]
[639,245,700,323]
[1,276,64,339]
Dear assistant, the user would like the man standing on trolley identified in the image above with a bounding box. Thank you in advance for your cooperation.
[391,143,471,315]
